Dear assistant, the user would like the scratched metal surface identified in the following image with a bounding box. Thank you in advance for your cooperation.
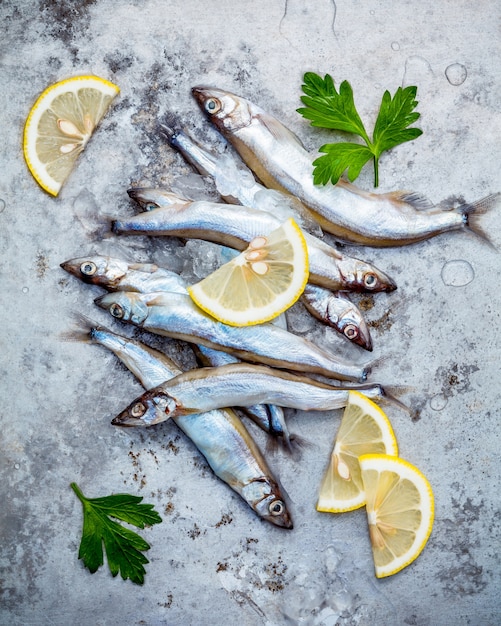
[1,1,500,624]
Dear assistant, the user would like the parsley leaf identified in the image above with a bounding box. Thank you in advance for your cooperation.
[71,482,162,585]
[297,72,423,187]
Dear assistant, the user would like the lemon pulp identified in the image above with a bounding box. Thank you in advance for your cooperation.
[188,217,309,326]
[359,453,434,578]
[23,75,120,196]
[317,391,398,513]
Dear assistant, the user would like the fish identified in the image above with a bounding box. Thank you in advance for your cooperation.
[127,187,187,211]
[111,362,387,426]
[302,285,372,351]
[94,290,371,382]
[160,119,324,237]
[80,324,293,528]
[61,254,291,443]
[158,121,396,293]
[113,196,397,293]
[194,344,293,448]
[111,201,376,350]
[60,256,188,294]
[192,86,499,246]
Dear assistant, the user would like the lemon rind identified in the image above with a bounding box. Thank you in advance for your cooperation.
[316,497,366,514]
[23,75,120,196]
[188,218,309,327]
[347,390,399,455]
[316,392,398,512]
[359,453,435,579]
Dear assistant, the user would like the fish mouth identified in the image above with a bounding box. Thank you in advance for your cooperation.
[191,86,211,104]
[384,275,398,292]
[111,413,144,427]
[191,86,210,110]
[60,259,78,276]
[60,258,102,285]
[352,327,373,352]
[268,515,293,530]
[127,187,144,202]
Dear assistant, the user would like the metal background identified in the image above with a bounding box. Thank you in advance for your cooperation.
[1,1,500,624]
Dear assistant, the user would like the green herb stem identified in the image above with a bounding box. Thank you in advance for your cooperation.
[297,73,422,188]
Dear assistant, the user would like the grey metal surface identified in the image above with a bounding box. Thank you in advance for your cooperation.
[1,1,500,624]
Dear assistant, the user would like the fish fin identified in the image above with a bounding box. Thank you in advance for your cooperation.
[460,192,500,248]
[287,433,313,459]
[256,112,306,149]
[264,430,312,458]
[385,191,435,211]
[128,262,159,273]
[59,313,111,343]
[140,292,168,307]
[158,113,183,142]
[78,213,116,242]
[376,384,416,417]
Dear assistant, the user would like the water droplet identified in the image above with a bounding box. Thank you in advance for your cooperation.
[0,199,5,213]
[22,286,29,294]
[14,463,20,470]
[430,394,448,411]
[370,9,375,15]
[391,42,400,51]
[441,260,474,287]
[445,63,467,86]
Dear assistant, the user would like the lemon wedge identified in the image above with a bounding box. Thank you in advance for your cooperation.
[187,218,309,326]
[359,453,434,578]
[316,391,398,513]
[23,75,120,196]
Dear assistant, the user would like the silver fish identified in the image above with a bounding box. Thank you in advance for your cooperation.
[192,86,499,246]
[302,285,372,351]
[61,254,289,440]
[101,208,373,349]
[111,362,387,426]
[161,120,323,237]
[94,290,370,382]
[85,325,292,528]
[112,197,397,293]
[127,187,189,211]
[194,344,292,447]
[60,256,188,294]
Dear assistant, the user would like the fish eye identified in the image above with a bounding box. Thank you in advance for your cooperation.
[130,402,146,418]
[80,261,97,276]
[109,303,124,319]
[363,273,377,289]
[204,98,221,114]
[344,324,359,339]
[145,202,158,211]
[269,500,285,516]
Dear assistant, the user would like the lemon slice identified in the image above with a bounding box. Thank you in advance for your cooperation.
[188,218,309,326]
[316,391,398,513]
[23,75,120,196]
[359,454,434,578]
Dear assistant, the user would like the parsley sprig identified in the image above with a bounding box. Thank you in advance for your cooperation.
[71,482,162,585]
[297,72,423,187]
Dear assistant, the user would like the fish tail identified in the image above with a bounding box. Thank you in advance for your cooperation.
[158,112,183,143]
[60,313,116,344]
[263,430,310,457]
[460,192,500,246]
[378,384,416,416]
[83,213,117,242]
[59,313,98,343]
[361,353,389,381]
